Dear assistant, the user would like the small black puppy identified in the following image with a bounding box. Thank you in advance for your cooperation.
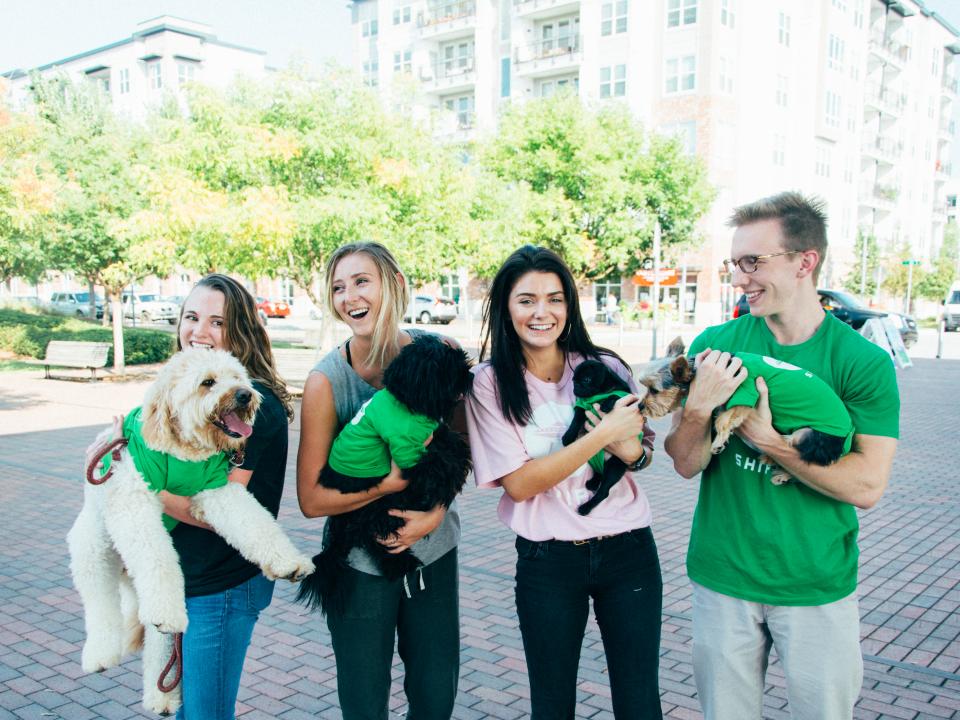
[297,335,473,615]
[561,359,635,516]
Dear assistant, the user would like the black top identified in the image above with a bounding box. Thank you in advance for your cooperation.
[172,380,289,597]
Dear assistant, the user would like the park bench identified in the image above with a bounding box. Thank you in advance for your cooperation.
[30,340,111,381]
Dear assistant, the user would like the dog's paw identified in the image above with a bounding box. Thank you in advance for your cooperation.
[81,641,122,674]
[263,554,316,582]
[143,688,181,716]
[584,475,601,492]
[710,438,728,455]
[139,601,187,635]
[769,471,792,486]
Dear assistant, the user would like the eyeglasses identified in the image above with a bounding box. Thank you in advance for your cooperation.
[722,251,801,274]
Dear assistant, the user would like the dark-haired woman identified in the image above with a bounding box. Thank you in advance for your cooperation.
[167,274,294,719]
[465,246,662,719]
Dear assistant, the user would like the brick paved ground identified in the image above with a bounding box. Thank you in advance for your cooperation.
[1,358,959,718]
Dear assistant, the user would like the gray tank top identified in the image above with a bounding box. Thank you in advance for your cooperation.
[310,329,460,575]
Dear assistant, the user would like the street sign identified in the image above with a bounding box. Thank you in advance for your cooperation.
[901,260,921,265]
[632,269,679,286]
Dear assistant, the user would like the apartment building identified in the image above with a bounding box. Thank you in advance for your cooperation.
[2,16,267,119]
[351,0,959,323]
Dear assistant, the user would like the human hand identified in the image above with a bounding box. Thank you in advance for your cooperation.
[686,349,747,416]
[584,399,646,460]
[376,461,409,496]
[378,505,446,554]
[591,395,646,445]
[733,377,782,450]
[84,415,124,475]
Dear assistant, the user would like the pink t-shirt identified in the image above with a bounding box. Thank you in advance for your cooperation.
[465,353,655,541]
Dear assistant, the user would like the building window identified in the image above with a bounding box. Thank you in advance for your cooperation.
[601,0,628,35]
[363,59,379,86]
[177,61,197,87]
[501,57,511,97]
[720,0,735,28]
[393,49,412,74]
[600,64,626,98]
[772,134,785,166]
[444,93,475,128]
[148,62,162,90]
[831,0,847,11]
[847,101,857,131]
[849,49,859,80]
[775,74,788,106]
[778,12,791,47]
[662,120,696,155]
[824,90,841,128]
[540,75,579,97]
[89,71,110,94]
[827,34,844,72]
[719,57,733,93]
[119,68,130,94]
[815,144,831,178]
[932,48,941,77]
[362,19,379,37]
[667,0,697,28]
[392,5,412,24]
[665,55,696,93]
[539,16,579,55]
[441,40,474,75]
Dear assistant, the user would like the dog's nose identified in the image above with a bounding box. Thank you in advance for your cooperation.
[235,389,252,406]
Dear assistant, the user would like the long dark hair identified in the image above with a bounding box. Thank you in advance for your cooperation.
[177,274,294,421]
[479,245,628,425]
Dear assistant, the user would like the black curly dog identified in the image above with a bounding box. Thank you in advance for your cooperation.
[561,360,635,516]
[297,335,473,615]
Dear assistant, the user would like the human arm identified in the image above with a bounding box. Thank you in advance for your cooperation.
[379,505,447,554]
[499,394,647,502]
[663,348,748,478]
[734,376,897,509]
[295,371,407,518]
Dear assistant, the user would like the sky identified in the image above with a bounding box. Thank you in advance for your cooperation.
[0,0,354,74]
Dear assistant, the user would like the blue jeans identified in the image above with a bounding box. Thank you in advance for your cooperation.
[515,527,663,720]
[175,573,275,720]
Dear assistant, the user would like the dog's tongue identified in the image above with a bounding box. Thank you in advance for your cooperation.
[221,411,253,438]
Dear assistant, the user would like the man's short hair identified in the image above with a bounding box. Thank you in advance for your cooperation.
[728,192,828,280]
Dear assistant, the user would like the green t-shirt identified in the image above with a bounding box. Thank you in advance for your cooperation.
[97,406,231,531]
[687,312,899,605]
[727,352,853,453]
[327,388,438,477]
[574,390,630,474]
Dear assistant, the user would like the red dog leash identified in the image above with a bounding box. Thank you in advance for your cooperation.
[157,632,183,692]
[85,438,129,485]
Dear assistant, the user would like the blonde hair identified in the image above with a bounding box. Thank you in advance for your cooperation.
[324,242,409,370]
[176,274,294,421]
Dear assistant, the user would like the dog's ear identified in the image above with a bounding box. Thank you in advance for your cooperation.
[140,380,181,453]
[670,355,695,385]
[665,336,685,357]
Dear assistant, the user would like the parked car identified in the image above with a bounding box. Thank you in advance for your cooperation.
[732,293,750,319]
[404,294,458,324]
[257,297,291,318]
[49,291,104,319]
[944,283,960,332]
[122,293,179,324]
[886,312,918,348]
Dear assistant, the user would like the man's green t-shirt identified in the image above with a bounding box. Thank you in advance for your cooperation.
[327,389,438,477]
[728,352,853,453]
[97,406,231,531]
[687,312,899,605]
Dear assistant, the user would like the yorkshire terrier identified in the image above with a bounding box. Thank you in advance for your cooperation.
[297,335,473,615]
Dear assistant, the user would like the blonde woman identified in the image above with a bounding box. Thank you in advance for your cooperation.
[297,242,461,719]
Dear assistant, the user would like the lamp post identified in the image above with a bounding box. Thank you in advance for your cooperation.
[902,259,920,314]
[651,221,661,360]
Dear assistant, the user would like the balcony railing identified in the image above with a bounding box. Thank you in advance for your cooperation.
[515,35,581,65]
[864,83,905,115]
[874,184,899,202]
[514,0,581,15]
[861,135,902,162]
[419,1,476,27]
[940,119,956,137]
[943,74,959,95]
[868,31,909,66]
[420,58,477,91]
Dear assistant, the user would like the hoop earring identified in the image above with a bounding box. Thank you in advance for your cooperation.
[558,323,571,342]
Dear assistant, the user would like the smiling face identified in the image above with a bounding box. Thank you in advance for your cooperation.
[330,252,384,337]
[179,286,228,352]
[508,271,568,354]
[731,218,808,319]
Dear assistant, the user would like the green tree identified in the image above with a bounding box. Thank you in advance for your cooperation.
[917,223,959,301]
[842,230,880,298]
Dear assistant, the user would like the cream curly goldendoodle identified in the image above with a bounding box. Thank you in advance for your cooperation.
[67,348,314,715]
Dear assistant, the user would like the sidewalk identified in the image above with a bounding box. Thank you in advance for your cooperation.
[0,357,958,719]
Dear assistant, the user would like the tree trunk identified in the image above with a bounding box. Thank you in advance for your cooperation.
[107,289,125,375]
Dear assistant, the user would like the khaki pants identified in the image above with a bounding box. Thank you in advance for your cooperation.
[692,582,863,720]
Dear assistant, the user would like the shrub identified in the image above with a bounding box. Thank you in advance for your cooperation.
[0,308,175,365]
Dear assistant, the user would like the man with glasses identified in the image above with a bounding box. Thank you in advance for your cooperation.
[665,192,900,720]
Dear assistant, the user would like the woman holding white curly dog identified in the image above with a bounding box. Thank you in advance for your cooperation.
[93,274,294,719]
[297,241,461,720]
[465,245,662,719]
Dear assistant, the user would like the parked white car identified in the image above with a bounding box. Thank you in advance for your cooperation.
[49,291,105,319]
[122,293,179,324]
[404,294,458,324]
[945,282,960,332]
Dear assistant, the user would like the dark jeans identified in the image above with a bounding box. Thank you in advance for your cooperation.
[326,548,460,720]
[515,527,663,720]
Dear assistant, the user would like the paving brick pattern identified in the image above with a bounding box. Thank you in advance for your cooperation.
[0,359,958,718]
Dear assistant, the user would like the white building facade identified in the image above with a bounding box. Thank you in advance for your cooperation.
[351,0,959,322]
